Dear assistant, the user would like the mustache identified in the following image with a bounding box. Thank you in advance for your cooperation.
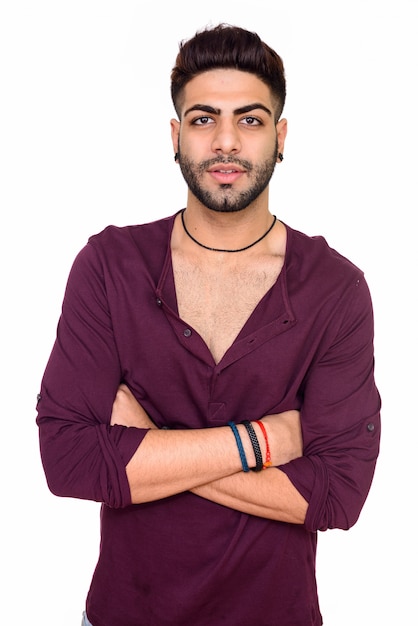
[198,156,253,172]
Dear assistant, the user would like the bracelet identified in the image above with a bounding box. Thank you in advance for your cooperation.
[228,422,249,472]
[241,420,263,472]
[255,420,272,468]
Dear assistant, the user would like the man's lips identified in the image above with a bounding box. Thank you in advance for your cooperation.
[207,164,246,183]
[208,164,245,173]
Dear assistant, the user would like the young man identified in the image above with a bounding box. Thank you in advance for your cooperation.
[37,24,381,626]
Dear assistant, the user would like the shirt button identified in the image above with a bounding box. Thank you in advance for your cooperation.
[367,423,375,432]
[183,328,192,337]
[156,298,162,307]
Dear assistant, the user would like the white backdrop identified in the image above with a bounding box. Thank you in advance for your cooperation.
[1,1,417,624]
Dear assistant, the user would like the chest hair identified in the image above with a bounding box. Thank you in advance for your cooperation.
[172,252,283,364]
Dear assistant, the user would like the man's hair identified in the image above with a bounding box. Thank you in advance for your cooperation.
[171,24,286,121]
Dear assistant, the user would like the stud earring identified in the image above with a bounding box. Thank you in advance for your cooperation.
[174,153,179,162]
[277,152,284,162]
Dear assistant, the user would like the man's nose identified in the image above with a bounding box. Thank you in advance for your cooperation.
[211,119,241,155]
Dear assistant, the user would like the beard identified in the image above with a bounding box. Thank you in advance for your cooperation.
[177,140,278,213]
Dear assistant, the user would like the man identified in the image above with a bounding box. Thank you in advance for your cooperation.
[37,24,381,626]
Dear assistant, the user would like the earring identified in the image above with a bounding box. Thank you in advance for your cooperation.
[174,153,179,162]
[277,152,284,162]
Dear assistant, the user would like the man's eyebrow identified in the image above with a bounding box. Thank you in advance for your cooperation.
[234,103,273,117]
[183,104,220,117]
[183,103,273,118]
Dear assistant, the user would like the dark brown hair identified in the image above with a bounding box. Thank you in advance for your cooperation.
[171,24,286,121]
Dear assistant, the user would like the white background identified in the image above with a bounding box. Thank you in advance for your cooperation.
[1,1,417,624]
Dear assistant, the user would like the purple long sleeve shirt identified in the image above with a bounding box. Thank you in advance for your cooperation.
[37,212,381,626]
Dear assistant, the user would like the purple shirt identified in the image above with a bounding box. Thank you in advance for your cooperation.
[37,212,380,626]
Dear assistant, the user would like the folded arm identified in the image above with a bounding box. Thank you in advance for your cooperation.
[111,384,307,523]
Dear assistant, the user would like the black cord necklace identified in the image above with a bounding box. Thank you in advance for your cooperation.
[180,209,276,253]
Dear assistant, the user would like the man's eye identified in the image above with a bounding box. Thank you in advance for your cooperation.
[193,116,214,125]
[242,116,261,126]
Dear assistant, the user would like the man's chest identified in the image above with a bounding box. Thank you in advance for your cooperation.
[172,253,284,364]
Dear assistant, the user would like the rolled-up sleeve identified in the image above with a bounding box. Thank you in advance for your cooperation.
[280,276,381,532]
[36,243,147,508]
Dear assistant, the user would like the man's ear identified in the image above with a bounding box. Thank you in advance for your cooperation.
[276,118,288,156]
[170,118,180,155]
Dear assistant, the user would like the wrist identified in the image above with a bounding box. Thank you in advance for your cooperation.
[254,420,272,468]
[241,420,263,471]
[229,420,273,472]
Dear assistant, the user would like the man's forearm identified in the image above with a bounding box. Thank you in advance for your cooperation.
[126,421,307,524]
[126,424,256,503]
[190,467,308,524]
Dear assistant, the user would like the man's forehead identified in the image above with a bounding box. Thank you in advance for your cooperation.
[180,69,274,116]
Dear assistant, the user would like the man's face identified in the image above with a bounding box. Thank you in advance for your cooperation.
[171,69,287,213]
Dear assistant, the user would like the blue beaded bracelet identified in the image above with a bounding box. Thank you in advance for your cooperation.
[228,421,250,472]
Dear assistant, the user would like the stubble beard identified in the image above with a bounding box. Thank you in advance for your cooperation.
[177,141,278,214]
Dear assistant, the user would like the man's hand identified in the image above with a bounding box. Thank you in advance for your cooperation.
[110,384,157,429]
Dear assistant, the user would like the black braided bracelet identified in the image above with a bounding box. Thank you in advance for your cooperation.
[241,420,263,472]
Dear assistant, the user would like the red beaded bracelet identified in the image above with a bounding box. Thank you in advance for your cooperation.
[255,420,272,468]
